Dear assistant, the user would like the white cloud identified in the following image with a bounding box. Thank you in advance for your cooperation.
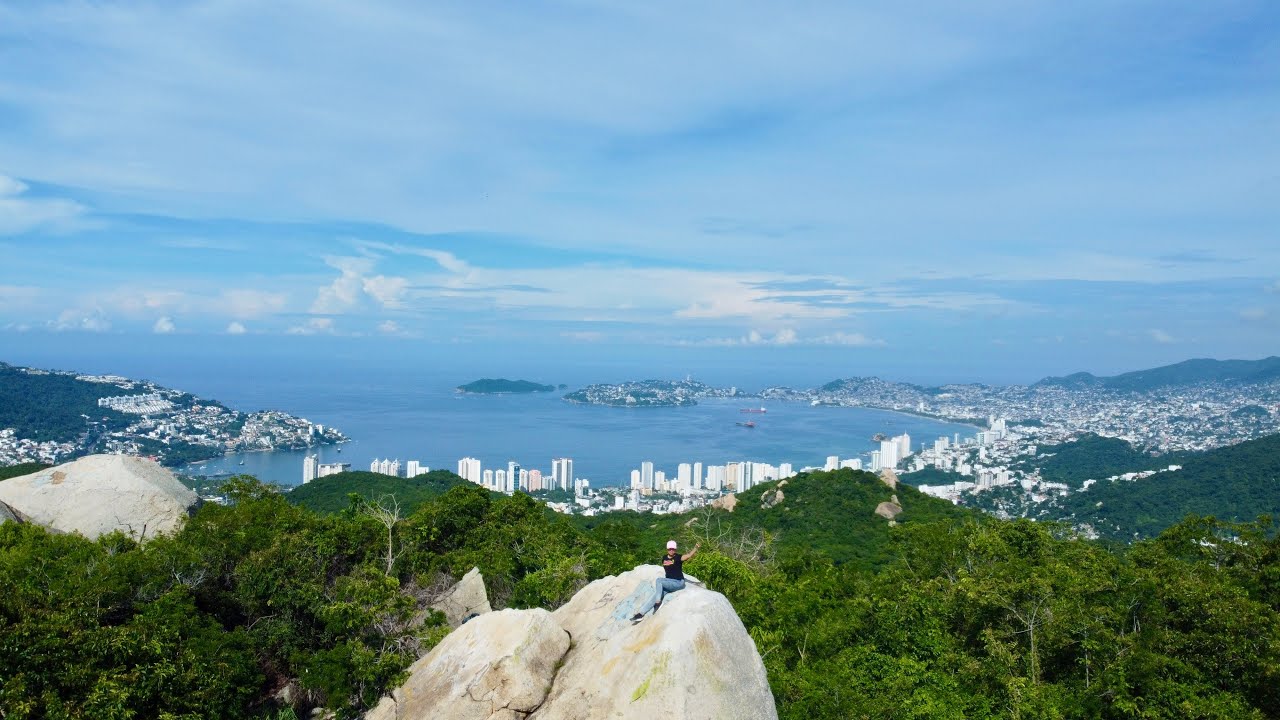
[311,256,375,314]
[377,320,401,334]
[561,330,605,343]
[0,173,86,235]
[222,289,287,318]
[1148,328,1175,344]
[226,321,247,334]
[813,332,887,347]
[287,317,335,335]
[153,316,176,334]
[1239,307,1268,321]
[53,307,110,332]
[363,275,409,308]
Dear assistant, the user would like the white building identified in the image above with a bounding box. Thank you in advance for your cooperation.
[303,454,318,484]
[457,457,482,484]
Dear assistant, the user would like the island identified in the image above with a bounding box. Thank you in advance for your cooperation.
[456,378,556,394]
[0,361,346,467]
[563,379,743,407]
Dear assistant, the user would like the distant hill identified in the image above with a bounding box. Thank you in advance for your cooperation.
[576,468,976,569]
[287,469,474,514]
[1052,432,1280,539]
[1017,433,1168,488]
[456,378,556,394]
[1036,356,1280,391]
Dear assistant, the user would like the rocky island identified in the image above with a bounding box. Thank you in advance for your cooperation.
[0,362,346,467]
[456,378,557,394]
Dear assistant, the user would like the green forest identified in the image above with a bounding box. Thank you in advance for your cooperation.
[1054,433,1280,539]
[2,468,1278,719]
[0,364,140,443]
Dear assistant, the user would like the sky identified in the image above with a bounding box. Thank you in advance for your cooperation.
[0,0,1277,385]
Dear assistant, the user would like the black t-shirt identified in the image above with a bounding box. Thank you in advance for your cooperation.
[661,552,683,580]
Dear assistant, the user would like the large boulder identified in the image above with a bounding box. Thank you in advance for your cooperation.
[537,565,777,720]
[372,608,569,720]
[431,567,493,627]
[371,566,777,720]
[0,454,199,540]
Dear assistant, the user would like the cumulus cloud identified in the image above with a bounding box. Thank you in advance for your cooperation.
[363,275,409,308]
[152,316,176,333]
[1148,328,1175,344]
[311,257,375,314]
[53,307,110,332]
[376,320,401,335]
[226,321,247,334]
[222,289,287,318]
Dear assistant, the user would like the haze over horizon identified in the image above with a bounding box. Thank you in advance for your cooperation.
[1,1,1277,382]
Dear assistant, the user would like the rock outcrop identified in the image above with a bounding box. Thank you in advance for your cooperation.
[370,565,777,720]
[878,468,898,490]
[874,501,902,520]
[368,609,569,720]
[710,492,738,512]
[431,567,493,627]
[0,454,199,540]
[760,487,784,509]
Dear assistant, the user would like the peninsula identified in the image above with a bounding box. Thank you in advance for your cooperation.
[456,378,557,394]
[0,362,346,467]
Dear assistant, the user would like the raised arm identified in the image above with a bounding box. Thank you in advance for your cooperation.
[682,542,702,562]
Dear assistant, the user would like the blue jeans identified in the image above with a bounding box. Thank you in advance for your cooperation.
[637,577,684,616]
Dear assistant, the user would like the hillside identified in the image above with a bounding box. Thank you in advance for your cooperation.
[0,362,144,442]
[1052,432,1280,539]
[1036,356,1280,391]
[1017,433,1167,487]
[577,468,976,569]
[287,469,474,514]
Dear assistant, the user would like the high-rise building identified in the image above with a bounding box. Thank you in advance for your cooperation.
[706,465,725,492]
[641,461,654,490]
[457,457,482,484]
[482,468,494,488]
[725,462,742,492]
[318,462,348,478]
[630,469,641,489]
[880,439,899,470]
[825,455,839,471]
[303,454,318,484]
[870,450,882,472]
[779,463,793,479]
[654,470,666,491]
[495,469,507,492]
[692,462,703,490]
[896,433,912,461]
[677,463,692,491]
[551,458,574,491]
[507,461,521,491]
[519,468,529,491]
[528,469,543,492]
[406,460,423,478]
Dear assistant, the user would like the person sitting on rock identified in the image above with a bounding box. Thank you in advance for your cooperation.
[632,539,700,622]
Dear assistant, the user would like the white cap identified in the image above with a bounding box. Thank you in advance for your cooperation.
[666,540,678,549]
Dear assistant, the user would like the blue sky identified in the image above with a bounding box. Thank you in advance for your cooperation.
[0,0,1277,384]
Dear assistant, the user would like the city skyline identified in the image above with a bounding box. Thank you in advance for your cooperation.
[1,2,1277,382]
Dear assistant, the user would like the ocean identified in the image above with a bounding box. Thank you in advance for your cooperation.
[5,344,979,487]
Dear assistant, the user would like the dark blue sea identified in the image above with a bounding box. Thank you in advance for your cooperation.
[5,342,978,487]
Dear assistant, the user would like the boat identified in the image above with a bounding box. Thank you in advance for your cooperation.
[238,460,245,466]
[740,407,767,414]
[871,433,887,442]
[736,421,757,428]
